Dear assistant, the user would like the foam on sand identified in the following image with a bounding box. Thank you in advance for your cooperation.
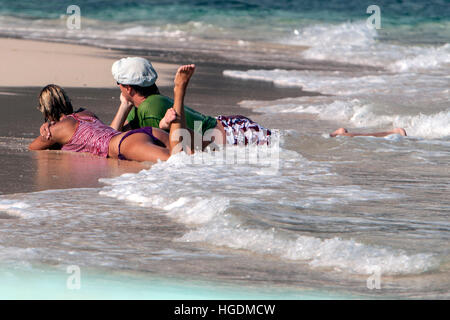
[98,145,440,276]
[180,226,437,275]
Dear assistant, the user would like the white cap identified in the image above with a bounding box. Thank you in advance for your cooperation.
[112,57,158,87]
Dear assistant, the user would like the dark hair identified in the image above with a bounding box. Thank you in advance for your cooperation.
[129,84,160,97]
[38,84,74,121]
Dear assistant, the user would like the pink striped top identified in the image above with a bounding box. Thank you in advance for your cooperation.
[61,113,121,157]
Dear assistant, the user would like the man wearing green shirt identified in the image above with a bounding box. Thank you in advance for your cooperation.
[110,57,226,143]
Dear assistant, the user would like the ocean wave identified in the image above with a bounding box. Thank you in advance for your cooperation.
[388,44,450,72]
[0,188,102,219]
[2,13,448,73]
[223,69,449,95]
[0,198,62,219]
[179,227,438,275]
[98,146,438,276]
[226,67,448,101]
[390,110,450,139]
[224,67,449,139]
[285,21,380,65]
[284,21,450,72]
[223,69,393,94]
[0,141,441,275]
[116,25,186,38]
[323,103,450,140]
[239,97,450,139]
[0,200,30,218]
[223,68,449,105]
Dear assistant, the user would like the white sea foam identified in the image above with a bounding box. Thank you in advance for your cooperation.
[179,227,437,275]
[0,246,41,268]
[0,188,102,219]
[116,25,186,38]
[285,21,381,66]
[98,145,438,276]
[388,44,450,73]
[223,69,449,97]
[0,142,440,275]
[224,66,449,139]
[238,97,450,139]
[284,21,450,72]
[0,200,30,218]
[389,110,450,139]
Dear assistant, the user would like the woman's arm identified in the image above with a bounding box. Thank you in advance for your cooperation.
[29,118,75,150]
[29,123,60,150]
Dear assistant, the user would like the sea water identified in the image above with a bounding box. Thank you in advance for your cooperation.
[0,0,449,299]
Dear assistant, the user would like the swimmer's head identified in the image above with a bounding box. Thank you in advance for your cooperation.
[38,84,73,121]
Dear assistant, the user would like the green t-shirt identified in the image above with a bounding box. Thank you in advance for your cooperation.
[126,94,217,135]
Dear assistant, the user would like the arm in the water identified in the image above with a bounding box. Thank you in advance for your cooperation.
[330,127,407,138]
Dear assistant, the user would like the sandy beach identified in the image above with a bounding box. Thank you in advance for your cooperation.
[0,38,179,88]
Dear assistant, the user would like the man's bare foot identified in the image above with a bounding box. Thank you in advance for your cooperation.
[174,64,196,89]
[391,128,407,136]
[330,127,348,137]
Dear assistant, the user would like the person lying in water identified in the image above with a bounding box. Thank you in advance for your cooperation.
[29,65,202,162]
[330,127,407,138]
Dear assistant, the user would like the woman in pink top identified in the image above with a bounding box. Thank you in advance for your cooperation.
[30,65,199,162]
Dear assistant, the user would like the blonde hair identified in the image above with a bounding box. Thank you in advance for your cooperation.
[38,84,73,121]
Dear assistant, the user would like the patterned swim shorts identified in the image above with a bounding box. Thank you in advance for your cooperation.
[216,115,271,145]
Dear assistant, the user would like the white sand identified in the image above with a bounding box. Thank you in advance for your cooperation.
[0,38,178,88]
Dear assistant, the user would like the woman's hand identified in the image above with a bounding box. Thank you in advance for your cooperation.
[40,121,55,140]
[30,121,62,150]
[159,108,179,130]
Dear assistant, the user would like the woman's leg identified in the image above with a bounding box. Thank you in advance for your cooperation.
[330,127,407,138]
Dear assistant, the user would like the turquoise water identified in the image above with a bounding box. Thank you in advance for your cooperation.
[0,266,356,300]
[0,0,449,44]
[1,0,448,24]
